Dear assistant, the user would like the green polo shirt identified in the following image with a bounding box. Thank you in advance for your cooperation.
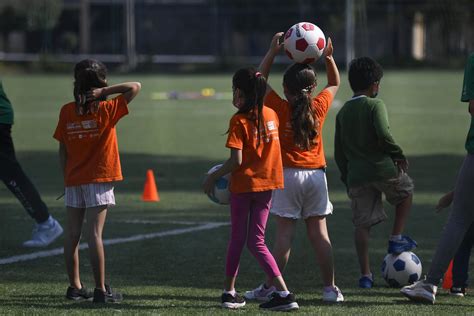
[0,81,14,125]
[462,53,474,154]
[334,96,405,187]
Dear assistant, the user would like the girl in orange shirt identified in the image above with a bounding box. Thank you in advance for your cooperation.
[244,33,344,303]
[203,67,298,311]
[53,59,141,303]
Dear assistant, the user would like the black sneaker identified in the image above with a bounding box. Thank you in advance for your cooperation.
[449,287,466,297]
[259,292,299,311]
[221,292,246,309]
[93,285,123,303]
[66,284,93,301]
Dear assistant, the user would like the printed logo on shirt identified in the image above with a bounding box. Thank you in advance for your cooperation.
[266,120,276,131]
[81,120,98,129]
[66,122,82,130]
[252,121,279,143]
[66,119,100,141]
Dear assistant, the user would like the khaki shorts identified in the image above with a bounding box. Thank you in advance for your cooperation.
[348,172,414,228]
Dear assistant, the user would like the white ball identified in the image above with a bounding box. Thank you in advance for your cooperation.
[381,251,422,287]
[206,164,230,205]
[283,22,326,64]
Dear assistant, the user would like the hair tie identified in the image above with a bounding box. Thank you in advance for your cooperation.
[301,84,316,94]
[255,71,262,78]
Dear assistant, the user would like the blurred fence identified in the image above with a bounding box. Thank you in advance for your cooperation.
[0,0,473,70]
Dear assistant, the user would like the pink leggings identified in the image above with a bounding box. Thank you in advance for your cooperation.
[225,190,281,279]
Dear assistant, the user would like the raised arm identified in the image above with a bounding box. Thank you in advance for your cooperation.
[258,32,284,95]
[322,38,340,97]
[88,82,142,104]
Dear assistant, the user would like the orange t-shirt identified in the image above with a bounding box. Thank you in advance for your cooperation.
[53,95,129,186]
[226,106,284,193]
[265,89,333,169]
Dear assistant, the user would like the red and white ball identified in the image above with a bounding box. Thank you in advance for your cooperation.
[283,22,326,64]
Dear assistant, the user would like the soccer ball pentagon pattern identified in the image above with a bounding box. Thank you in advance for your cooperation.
[206,164,230,205]
[381,251,422,288]
[283,22,326,64]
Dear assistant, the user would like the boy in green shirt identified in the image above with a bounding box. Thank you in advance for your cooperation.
[0,80,63,247]
[334,57,416,288]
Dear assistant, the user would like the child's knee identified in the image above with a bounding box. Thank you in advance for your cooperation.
[66,228,82,242]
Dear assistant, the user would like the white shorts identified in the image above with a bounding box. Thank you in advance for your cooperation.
[65,183,115,208]
[270,168,333,219]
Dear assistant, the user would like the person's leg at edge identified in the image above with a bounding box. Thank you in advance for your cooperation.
[224,192,251,292]
[426,155,474,286]
[246,191,288,292]
[305,216,335,287]
[0,124,50,224]
[64,207,86,289]
[86,205,108,292]
[355,225,371,276]
[452,223,474,288]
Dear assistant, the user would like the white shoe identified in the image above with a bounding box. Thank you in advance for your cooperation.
[400,280,437,304]
[23,217,63,247]
[244,284,275,301]
[323,285,344,303]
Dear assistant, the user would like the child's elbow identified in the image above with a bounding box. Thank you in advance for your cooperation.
[133,82,142,93]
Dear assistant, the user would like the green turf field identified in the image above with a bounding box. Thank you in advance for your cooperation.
[0,70,473,315]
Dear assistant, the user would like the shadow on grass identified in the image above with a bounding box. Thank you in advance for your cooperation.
[11,150,467,196]
[2,294,221,311]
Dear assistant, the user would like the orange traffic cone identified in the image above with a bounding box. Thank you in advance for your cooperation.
[442,259,453,289]
[142,169,160,202]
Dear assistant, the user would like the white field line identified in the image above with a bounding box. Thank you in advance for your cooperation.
[0,222,228,265]
[111,219,201,225]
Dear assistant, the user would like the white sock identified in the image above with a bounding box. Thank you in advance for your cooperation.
[224,289,236,297]
[276,290,290,297]
[390,234,402,241]
[363,273,373,280]
[323,286,335,292]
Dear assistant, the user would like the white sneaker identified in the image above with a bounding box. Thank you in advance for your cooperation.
[23,217,63,247]
[400,280,437,304]
[244,284,276,301]
[323,286,344,303]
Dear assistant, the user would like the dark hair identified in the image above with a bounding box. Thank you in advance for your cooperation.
[283,63,318,150]
[232,67,267,147]
[348,57,383,92]
[73,59,108,115]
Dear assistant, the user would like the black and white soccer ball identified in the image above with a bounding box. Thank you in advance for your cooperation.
[381,251,422,288]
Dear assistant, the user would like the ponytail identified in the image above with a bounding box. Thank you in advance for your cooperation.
[232,68,267,147]
[291,88,319,150]
[283,63,319,150]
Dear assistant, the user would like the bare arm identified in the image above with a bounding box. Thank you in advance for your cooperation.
[258,32,284,95]
[203,148,242,195]
[59,142,67,177]
[323,38,340,97]
[88,82,142,104]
